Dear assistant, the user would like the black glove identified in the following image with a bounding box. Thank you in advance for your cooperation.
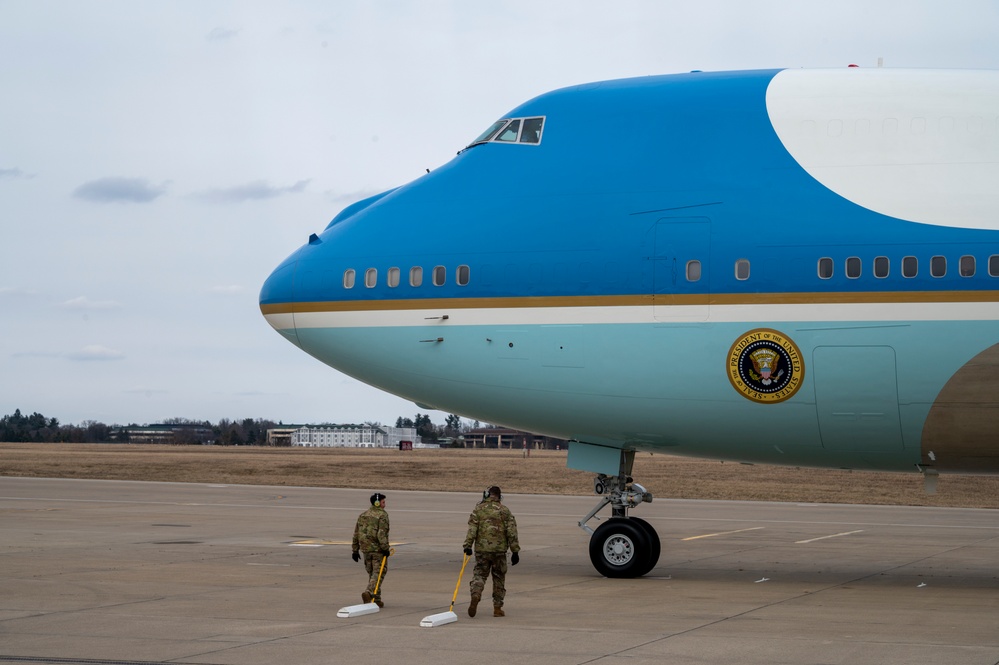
[463,547,473,556]
[381,550,391,559]
[511,552,519,566]
[351,551,360,562]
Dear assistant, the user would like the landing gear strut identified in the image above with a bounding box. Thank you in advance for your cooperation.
[578,450,659,577]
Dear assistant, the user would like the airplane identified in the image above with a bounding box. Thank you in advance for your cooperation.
[260,66,999,578]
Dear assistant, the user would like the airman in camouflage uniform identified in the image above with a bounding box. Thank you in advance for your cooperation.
[463,485,520,617]
[351,492,390,607]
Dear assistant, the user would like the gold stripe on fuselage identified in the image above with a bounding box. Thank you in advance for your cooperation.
[259,290,999,316]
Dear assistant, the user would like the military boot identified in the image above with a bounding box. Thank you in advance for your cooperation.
[468,593,481,617]
[493,604,505,617]
[361,591,372,604]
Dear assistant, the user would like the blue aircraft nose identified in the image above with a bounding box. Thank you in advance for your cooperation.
[259,258,301,349]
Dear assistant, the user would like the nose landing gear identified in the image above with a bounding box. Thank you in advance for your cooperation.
[578,450,660,578]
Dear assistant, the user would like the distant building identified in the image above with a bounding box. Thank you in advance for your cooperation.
[265,427,298,447]
[463,427,567,450]
[289,424,422,448]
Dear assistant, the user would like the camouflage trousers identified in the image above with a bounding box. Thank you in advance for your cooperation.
[469,552,508,607]
[363,552,388,601]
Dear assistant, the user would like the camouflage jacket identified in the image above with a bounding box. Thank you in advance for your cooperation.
[463,497,520,554]
[352,505,390,553]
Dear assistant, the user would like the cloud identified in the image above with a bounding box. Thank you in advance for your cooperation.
[0,167,33,180]
[66,345,125,361]
[195,179,310,204]
[207,26,239,42]
[73,177,167,203]
[61,296,123,310]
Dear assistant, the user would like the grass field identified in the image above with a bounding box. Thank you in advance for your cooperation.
[2,442,999,508]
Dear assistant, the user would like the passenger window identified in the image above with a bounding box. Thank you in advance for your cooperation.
[686,260,701,282]
[874,256,889,278]
[960,255,975,277]
[343,269,356,289]
[735,259,750,281]
[931,255,947,278]
[818,257,833,279]
[432,265,446,286]
[387,267,400,288]
[364,268,377,288]
[519,117,544,144]
[495,119,521,142]
[846,257,861,279]
[409,267,423,287]
[902,256,918,278]
[456,265,470,286]
[990,255,999,277]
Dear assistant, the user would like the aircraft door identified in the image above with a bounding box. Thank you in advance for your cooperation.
[653,217,710,321]
[813,346,904,451]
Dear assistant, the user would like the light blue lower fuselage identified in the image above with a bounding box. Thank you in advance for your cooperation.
[288,318,992,472]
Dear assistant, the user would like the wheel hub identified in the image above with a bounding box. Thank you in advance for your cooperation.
[602,534,634,565]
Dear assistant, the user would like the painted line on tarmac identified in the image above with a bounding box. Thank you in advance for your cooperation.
[682,526,765,541]
[795,529,865,544]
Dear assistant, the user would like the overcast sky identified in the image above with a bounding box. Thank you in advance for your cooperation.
[3,1,998,428]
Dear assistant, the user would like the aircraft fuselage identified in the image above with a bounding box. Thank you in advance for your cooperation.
[261,68,999,477]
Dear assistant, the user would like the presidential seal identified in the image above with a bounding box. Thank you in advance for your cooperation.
[727,328,804,404]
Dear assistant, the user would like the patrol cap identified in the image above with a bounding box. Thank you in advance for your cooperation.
[370,492,386,505]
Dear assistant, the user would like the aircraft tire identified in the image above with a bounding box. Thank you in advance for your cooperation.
[628,516,661,576]
[588,518,651,578]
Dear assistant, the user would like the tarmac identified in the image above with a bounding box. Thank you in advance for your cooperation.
[2,475,999,665]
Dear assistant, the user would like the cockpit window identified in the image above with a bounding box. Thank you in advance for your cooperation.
[469,120,507,145]
[520,117,543,143]
[464,116,545,150]
[495,119,521,142]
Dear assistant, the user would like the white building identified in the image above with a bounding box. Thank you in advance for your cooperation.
[290,424,421,448]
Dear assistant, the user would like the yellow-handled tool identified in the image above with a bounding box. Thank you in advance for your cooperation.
[337,547,395,618]
[371,552,388,598]
[420,552,470,627]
